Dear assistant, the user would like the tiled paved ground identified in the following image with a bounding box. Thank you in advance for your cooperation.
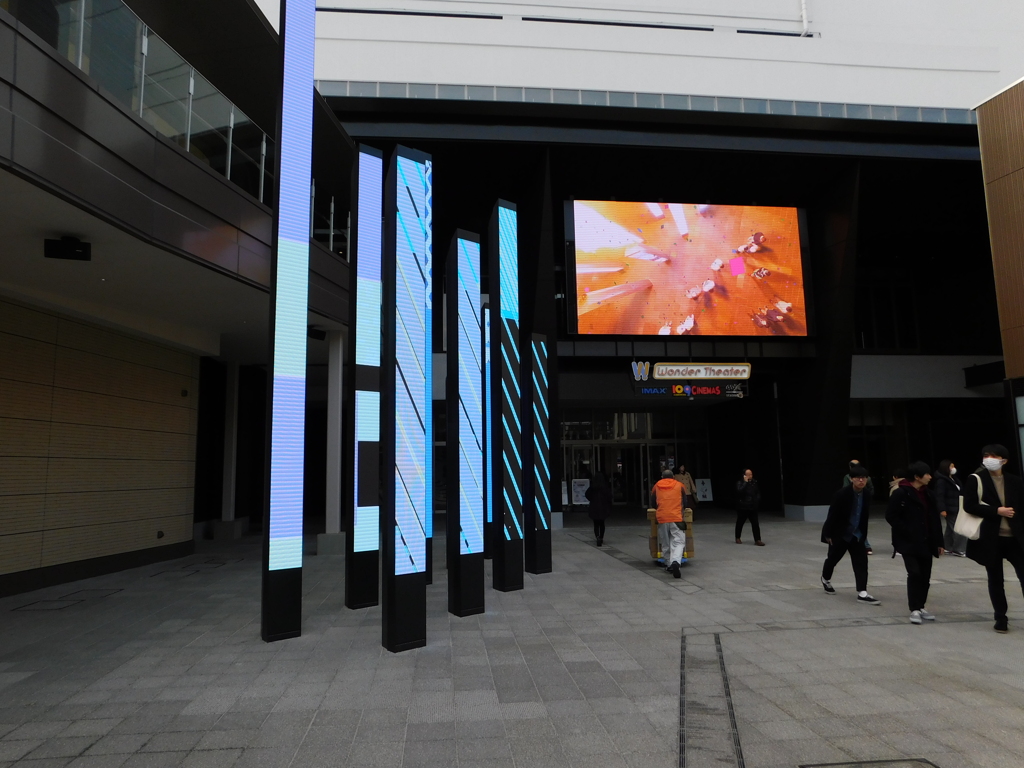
[0,513,1022,768]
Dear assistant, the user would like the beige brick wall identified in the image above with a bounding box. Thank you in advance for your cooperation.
[0,299,198,575]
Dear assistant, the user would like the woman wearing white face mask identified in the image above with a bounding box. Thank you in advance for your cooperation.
[964,444,1024,634]
[932,460,966,556]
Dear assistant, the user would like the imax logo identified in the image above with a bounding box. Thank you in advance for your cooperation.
[632,361,650,381]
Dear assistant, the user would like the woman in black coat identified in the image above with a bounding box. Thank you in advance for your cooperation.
[585,472,613,547]
[963,444,1024,633]
[886,461,943,624]
[932,460,966,556]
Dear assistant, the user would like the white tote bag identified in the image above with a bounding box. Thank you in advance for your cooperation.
[953,475,985,541]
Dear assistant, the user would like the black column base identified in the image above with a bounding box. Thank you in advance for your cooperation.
[345,550,379,609]
[448,552,485,616]
[383,571,427,652]
[492,537,524,592]
[525,528,552,574]
[261,566,302,642]
[426,537,433,585]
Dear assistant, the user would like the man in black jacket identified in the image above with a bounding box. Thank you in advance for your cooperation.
[964,444,1024,634]
[886,461,944,625]
[821,465,880,604]
[735,469,764,545]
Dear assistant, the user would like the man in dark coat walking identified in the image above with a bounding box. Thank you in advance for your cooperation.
[735,469,764,545]
[820,464,880,605]
[886,461,944,625]
[963,444,1024,634]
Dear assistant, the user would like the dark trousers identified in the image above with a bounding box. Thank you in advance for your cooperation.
[985,536,1024,621]
[901,553,934,611]
[822,538,868,592]
[735,510,761,541]
[593,520,605,541]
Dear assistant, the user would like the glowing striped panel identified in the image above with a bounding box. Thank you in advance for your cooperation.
[393,155,431,575]
[456,239,484,555]
[424,163,433,540]
[498,207,519,321]
[497,204,523,542]
[484,307,492,525]
[353,150,383,554]
[268,0,315,571]
[531,338,551,531]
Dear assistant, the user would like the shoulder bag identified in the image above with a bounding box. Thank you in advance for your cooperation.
[953,474,985,541]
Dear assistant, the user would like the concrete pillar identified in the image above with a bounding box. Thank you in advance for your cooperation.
[319,330,346,554]
[213,362,246,540]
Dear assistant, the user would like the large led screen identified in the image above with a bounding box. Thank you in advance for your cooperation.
[392,154,431,576]
[571,201,806,336]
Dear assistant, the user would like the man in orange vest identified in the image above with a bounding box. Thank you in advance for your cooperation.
[651,469,689,578]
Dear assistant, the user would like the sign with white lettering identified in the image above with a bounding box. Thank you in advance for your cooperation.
[653,363,750,380]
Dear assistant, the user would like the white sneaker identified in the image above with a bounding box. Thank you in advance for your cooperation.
[919,609,935,621]
[910,610,923,625]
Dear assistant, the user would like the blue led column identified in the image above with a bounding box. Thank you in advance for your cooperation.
[344,146,384,609]
[482,305,493,559]
[446,232,485,616]
[525,334,553,574]
[488,201,524,592]
[261,0,315,642]
[381,146,431,652]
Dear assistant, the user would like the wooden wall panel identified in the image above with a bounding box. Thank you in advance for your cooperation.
[0,458,49,496]
[40,514,193,568]
[0,532,43,576]
[0,332,56,384]
[48,423,194,461]
[0,379,54,420]
[0,496,45,536]
[43,488,191,528]
[50,389,194,433]
[0,418,50,457]
[978,81,1024,185]
[54,347,195,407]
[979,83,1024,380]
[0,302,58,343]
[56,320,194,376]
[0,297,199,577]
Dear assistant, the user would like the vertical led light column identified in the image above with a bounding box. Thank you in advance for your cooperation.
[262,0,315,642]
[381,146,432,652]
[344,146,383,609]
[482,304,493,559]
[488,201,524,592]
[526,334,553,574]
[446,232,485,616]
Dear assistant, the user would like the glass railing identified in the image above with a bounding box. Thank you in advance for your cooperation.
[3,0,275,205]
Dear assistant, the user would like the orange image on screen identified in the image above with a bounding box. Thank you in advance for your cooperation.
[573,201,806,336]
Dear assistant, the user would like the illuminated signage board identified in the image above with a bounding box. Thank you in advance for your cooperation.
[571,201,806,337]
[352,149,383,555]
[391,152,432,577]
[632,362,752,381]
[267,0,315,574]
[455,238,484,555]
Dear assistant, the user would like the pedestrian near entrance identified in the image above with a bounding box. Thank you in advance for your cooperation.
[963,444,1024,634]
[843,459,874,554]
[585,471,612,547]
[886,461,944,625]
[675,464,697,501]
[821,465,881,605]
[933,460,967,557]
[735,469,764,545]
[650,469,688,578]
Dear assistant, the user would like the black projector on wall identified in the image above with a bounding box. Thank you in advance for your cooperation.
[44,236,91,261]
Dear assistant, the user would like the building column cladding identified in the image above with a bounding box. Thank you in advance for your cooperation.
[978,82,1024,379]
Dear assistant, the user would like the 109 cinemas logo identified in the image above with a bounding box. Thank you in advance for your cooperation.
[631,361,749,399]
